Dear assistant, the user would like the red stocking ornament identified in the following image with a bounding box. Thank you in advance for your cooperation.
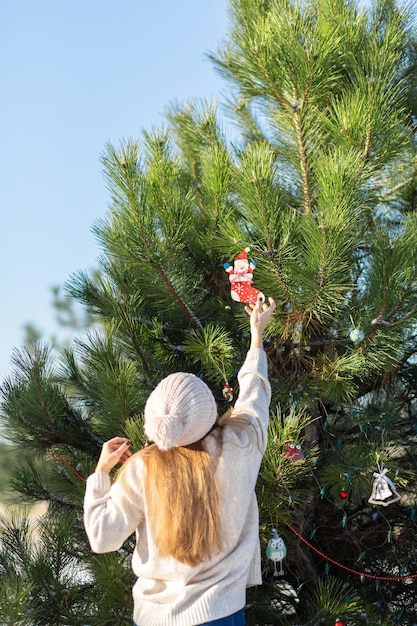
[224,248,265,305]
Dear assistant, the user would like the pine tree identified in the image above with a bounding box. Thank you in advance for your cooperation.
[2,0,417,623]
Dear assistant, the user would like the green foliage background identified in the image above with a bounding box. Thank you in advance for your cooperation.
[1,0,417,624]
[0,443,16,499]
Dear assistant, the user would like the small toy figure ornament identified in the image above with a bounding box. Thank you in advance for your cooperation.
[266,528,287,576]
[224,248,265,305]
[285,443,305,461]
[368,466,401,506]
[222,383,234,403]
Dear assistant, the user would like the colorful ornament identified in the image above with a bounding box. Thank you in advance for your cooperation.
[339,489,349,500]
[224,248,265,305]
[335,619,345,626]
[368,466,401,507]
[285,443,305,461]
[266,528,287,576]
[222,383,234,402]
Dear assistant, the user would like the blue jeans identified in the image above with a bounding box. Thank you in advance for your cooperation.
[199,608,245,625]
[134,608,245,626]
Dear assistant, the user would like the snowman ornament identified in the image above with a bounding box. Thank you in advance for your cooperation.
[224,248,265,305]
[266,528,287,576]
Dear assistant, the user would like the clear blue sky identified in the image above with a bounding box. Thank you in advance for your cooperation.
[1,0,229,382]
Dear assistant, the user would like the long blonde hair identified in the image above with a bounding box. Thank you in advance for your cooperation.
[142,441,222,566]
[117,411,255,567]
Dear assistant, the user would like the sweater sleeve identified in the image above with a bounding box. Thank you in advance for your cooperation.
[232,348,271,451]
[83,457,144,554]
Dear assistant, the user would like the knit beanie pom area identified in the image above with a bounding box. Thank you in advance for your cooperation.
[144,414,183,451]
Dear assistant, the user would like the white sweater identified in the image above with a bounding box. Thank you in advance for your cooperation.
[84,348,271,626]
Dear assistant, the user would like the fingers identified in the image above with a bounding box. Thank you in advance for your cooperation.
[265,297,276,314]
[245,296,276,316]
[245,296,263,314]
[112,439,132,461]
[107,436,130,448]
[118,440,133,464]
[96,438,132,473]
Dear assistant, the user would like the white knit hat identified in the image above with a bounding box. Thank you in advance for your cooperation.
[144,373,218,450]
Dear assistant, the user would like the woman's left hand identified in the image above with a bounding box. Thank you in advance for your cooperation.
[95,437,132,474]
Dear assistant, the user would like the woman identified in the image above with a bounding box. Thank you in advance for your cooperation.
[84,296,276,626]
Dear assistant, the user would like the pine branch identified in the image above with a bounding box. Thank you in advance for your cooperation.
[291,101,313,214]
[154,261,203,329]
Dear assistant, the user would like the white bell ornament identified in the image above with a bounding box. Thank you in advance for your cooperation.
[368,466,400,507]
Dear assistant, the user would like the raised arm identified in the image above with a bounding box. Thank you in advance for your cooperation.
[245,296,276,349]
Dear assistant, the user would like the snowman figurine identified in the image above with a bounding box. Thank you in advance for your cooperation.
[266,528,287,576]
[224,248,265,305]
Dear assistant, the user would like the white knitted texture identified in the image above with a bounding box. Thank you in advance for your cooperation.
[144,373,217,450]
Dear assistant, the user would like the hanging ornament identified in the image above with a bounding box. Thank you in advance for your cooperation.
[339,489,349,500]
[368,466,401,507]
[224,248,265,305]
[222,383,234,402]
[266,528,287,576]
[349,315,364,344]
[349,327,364,344]
[371,317,390,326]
[285,443,305,461]
[334,619,345,626]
